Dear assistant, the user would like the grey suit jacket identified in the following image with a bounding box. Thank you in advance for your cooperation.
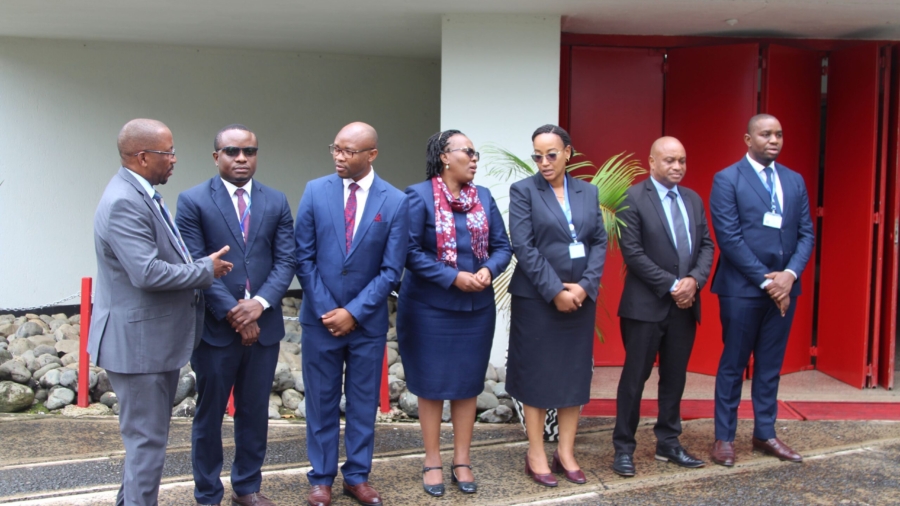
[616,177,715,323]
[508,173,608,303]
[88,167,214,374]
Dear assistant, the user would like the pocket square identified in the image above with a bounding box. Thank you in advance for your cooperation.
[374,213,382,222]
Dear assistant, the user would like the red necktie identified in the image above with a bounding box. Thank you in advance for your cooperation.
[235,188,251,292]
[345,182,359,253]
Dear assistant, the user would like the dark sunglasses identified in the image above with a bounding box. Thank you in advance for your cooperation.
[531,152,562,163]
[445,147,480,161]
[219,146,259,157]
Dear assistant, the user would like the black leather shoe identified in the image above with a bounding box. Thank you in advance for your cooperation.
[422,466,444,497]
[655,446,705,468]
[451,463,477,494]
[612,452,635,477]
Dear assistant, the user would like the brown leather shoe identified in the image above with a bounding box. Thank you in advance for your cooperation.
[710,440,735,467]
[752,437,803,462]
[307,485,332,506]
[342,482,382,506]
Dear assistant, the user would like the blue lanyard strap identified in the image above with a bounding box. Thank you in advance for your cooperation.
[562,177,577,242]
[239,194,252,237]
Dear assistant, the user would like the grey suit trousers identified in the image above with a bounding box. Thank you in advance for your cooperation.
[107,370,180,506]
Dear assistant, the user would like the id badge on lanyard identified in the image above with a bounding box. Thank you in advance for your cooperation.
[562,177,586,259]
[762,171,782,229]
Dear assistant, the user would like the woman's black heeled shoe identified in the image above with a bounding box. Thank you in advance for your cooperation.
[422,466,444,497]
[451,463,477,494]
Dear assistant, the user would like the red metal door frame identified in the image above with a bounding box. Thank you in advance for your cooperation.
[566,46,665,366]
[879,44,900,390]
[816,43,883,389]
[664,43,760,376]
[759,44,824,374]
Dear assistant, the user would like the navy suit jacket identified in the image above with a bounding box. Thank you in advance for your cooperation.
[709,157,815,298]
[294,173,409,336]
[508,173,608,303]
[176,177,296,347]
[400,180,512,312]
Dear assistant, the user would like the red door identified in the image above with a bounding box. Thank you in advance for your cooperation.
[816,43,883,388]
[566,46,664,366]
[879,45,900,390]
[664,44,760,375]
[759,44,824,374]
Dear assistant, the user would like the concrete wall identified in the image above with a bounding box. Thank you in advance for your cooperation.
[441,14,561,366]
[0,37,439,308]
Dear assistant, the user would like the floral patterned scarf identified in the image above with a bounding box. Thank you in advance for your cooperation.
[432,176,489,268]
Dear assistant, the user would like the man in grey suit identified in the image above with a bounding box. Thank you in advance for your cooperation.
[88,118,233,506]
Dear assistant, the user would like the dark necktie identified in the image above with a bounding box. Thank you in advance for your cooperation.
[667,191,691,278]
[152,191,191,262]
[763,167,783,214]
[235,188,251,293]
[345,182,360,253]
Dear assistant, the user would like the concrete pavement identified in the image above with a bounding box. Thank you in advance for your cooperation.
[1,414,899,505]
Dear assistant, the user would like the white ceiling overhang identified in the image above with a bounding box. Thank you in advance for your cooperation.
[1,0,898,58]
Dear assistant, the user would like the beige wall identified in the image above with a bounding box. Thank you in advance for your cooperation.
[0,37,439,308]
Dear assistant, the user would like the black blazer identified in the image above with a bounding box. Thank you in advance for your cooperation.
[617,177,715,323]
[508,173,608,303]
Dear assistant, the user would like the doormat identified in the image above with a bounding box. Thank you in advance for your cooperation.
[582,399,804,420]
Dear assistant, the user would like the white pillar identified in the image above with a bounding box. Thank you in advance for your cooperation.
[440,14,561,367]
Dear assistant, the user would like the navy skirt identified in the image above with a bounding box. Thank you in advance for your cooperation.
[506,295,596,409]
[397,296,496,400]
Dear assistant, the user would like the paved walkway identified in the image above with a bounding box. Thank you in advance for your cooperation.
[2,414,899,505]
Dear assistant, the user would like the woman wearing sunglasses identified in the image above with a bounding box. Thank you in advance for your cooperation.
[506,124,608,487]
[397,129,512,497]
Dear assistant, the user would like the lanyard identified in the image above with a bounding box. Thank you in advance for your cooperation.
[238,193,252,237]
[763,168,779,214]
[561,176,577,242]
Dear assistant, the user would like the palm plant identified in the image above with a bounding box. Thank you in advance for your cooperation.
[483,145,646,340]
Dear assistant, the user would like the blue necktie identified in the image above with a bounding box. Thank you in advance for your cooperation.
[764,167,783,214]
[152,192,192,262]
[667,191,691,278]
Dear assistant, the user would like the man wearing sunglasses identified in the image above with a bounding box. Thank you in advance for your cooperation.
[295,122,408,506]
[89,118,233,506]
[176,124,296,506]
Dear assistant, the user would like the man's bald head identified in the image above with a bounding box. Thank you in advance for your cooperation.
[648,136,687,189]
[332,122,379,181]
[747,114,778,135]
[117,118,176,185]
[117,119,171,162]
[336,121,379,148]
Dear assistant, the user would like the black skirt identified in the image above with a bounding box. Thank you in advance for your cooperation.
[506,295,596,409]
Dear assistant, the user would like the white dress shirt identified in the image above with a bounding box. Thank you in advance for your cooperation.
[220,178,269,309]
[343,168,376,237]
[744,154,797,286]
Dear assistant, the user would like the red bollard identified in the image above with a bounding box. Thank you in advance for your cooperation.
[379,344,390,413]
[77,277,92,408]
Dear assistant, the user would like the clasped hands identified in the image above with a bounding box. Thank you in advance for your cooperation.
[671,276,697,309]
[227,299,263,346]
[553,283,587,313]
[321,308,358,337]
[764,271,794,317]
[453,267,493,293]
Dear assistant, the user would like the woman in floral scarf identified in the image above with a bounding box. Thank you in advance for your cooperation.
[397,130,512,498]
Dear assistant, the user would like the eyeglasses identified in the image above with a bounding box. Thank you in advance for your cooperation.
[444,148,480,161]
[133,149,176,158]
[219,146,259,157]
[531,152,561,164]
[329,144,374,157]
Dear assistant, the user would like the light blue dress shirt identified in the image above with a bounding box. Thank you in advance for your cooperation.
[649,176,692,292]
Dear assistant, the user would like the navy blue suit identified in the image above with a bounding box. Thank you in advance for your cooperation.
[176,177,296,504]
[397,181,512,399]
[294,172,408,486]
[709,157,814,441]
